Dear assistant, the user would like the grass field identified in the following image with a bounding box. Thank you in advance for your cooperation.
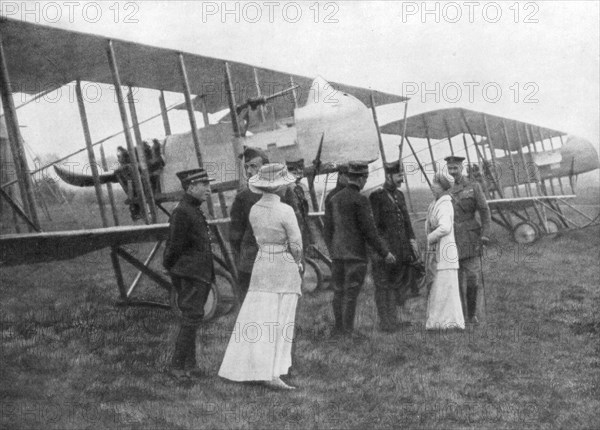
[1,187,599,429]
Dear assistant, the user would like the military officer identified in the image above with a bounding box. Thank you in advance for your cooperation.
[324,161,396,336]
[229,147,269,299]
[369,160,420,332]
[446,156,491,324]
[163,168,215,380]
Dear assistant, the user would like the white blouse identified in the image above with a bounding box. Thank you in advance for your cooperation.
[248,192,303,294]
[426,194,459,270]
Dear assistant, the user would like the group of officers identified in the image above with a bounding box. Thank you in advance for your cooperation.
[162,146,491,378]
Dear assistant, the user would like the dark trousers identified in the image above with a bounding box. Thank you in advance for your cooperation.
[331,260,368,333]
[170,275,211,370]
[372,262,414,329]
[458,257,480,320]
[237,270,252,302]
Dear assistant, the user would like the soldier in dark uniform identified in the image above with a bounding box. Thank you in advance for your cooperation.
[286,158,313,251]
[163,168,215,380]
[229,147,300,300]
[324,163,349,208]
[324,161,396,337]
[446,156,491,324]
[369,160,420,332]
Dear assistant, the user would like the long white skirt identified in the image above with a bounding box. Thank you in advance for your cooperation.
[218,292,298,382]
[426,269,465,330]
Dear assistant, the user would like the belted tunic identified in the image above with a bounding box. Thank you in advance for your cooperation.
[449,176,491,260]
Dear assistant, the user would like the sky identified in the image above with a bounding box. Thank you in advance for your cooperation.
[1,0,599,186]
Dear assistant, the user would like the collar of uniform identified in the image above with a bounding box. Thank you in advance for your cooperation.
[455,175,467,186]
[256,192,281,206]
[183,192,202,206]
[347,183,361,192]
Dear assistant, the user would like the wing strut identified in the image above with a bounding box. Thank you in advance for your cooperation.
[500,120,522,197]
[370,93,389,182]
[422,115,437,173]
[76,80,109,227]
[405,137,433,189]
[0,34,40,231]
[515,121,548,232]
[481,113,504,198]
[397,101,416,215]
[107,39,150,225]
[463,112,513,229]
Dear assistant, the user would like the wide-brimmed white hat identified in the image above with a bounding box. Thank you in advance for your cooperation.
[249,163,296,191]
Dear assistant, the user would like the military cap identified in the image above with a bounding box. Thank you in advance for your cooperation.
[383,160,404,174]
[238,146,269,162]
[176,168,215,186]
[286,158,305,170]
[348,161,370,175]
[444,155,465,164]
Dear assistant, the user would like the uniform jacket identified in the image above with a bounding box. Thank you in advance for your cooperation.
[324,183,345,209]
[230,186,300,273]
[425,194,459,271]
[163,193,214,283]
[449,176,491,260]
[324,183,389,261]
[369,185,416,263]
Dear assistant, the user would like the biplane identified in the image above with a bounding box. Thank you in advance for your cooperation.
[0,18,406,318]
[381,107,600,244]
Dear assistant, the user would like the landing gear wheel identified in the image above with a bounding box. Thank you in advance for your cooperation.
[203,282,220,321]
[545,217,562,235]
[301,257,323,294]
[513,221,539,244]
[206,265,238,320]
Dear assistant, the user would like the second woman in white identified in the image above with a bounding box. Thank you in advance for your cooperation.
[425,172,465,330]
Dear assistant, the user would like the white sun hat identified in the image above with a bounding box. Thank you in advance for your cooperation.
[248,163,296,191]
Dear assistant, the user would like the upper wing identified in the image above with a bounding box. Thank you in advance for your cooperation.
[380,107,566,152]
[1,18,406,115]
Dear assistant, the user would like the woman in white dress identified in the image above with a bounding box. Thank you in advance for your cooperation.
[425,171,465,330]
[219,163,303,390]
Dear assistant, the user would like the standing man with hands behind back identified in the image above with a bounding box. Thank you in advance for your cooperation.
[163,168,215,381]
[324,161,396,338]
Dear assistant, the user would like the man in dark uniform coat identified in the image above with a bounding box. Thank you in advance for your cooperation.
[286,158,312,251]
[229,147,300,300]
[163,168,215,379]
[324,161,396,336]
[446,156,491,324]
[369,160,420,332]
[324,163,349,208]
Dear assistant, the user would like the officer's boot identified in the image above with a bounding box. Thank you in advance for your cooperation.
[172,325,196,370]
[467,281,478,323]
[375,285,392,331]
[344,300,357,334]
[184,327,198,369]
[386,289,399,328]
[184,327,206,377]
[331,294,344,335]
